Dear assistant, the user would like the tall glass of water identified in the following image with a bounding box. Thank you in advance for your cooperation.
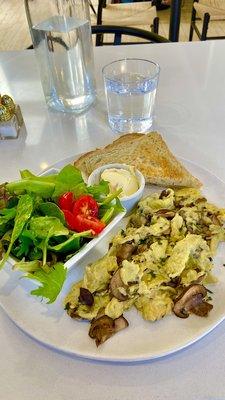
[25,0,96,113]
[103,58,160,133]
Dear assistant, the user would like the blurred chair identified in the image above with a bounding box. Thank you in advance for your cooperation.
[91,24,169,46]
[88,0,97,16]
[95,1,159,42]
[189,0,225,40]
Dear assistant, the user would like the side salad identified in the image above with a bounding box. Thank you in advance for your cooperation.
[0,164,123,303]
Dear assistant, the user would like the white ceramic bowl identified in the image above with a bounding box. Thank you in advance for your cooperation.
[87,163,145,213]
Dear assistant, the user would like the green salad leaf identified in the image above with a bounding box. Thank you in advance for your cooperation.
[0,164,124,304]
[26,262,67,303]
[0,207,17,227]
[0,194,33,269]
[20,169,58,183]
[39,202,65,224]
[6,180,55,198]
[53,165,84,198]
[88,180,109,201]
[48,230,92,253]
[0,183,10,209]
[29,216,69,239]
[13,260,41,272]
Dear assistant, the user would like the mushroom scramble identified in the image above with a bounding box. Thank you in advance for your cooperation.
[64,188,225,345]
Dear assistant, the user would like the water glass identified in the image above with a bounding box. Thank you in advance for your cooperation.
[25,0,96,113]
[103,58,160,133]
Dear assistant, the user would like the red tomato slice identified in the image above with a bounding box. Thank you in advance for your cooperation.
[73,214,105,235]
[58,192,74,212]
[62,209,78,230]
[73,195,98,218]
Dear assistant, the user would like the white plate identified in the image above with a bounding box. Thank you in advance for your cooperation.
[1,158,225,363]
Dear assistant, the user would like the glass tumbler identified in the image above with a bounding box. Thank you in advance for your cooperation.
[25,0,96,113]
[103,58,160,133]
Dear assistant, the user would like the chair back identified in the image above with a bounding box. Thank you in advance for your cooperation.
[194,0,225,20]
[92,24,169,46]
[101,2,157,26]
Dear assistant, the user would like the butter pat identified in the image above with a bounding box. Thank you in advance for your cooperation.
[101,167,139,197]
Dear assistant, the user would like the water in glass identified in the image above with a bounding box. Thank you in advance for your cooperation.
[105,71,158,133]
[32,15,96,113]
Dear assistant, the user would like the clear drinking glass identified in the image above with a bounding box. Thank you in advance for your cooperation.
[25,0,96,113]
[103,58,160,133]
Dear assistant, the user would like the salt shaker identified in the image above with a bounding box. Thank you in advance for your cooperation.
[0,95,24,139]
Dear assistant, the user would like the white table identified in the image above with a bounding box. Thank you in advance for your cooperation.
[1,40,225,400]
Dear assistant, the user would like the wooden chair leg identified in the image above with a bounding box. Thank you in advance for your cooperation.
[201,12,210,41]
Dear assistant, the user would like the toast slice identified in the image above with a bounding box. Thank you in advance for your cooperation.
[74,132,201,188]
[74,133,142,175]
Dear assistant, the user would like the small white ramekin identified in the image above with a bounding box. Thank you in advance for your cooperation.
[87,163,145,213]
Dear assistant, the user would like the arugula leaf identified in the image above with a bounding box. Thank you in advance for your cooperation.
[112,197,125,214]
[48,230,92,253]
[71,182,88,198]
[0,194,33,269]
[39,202,65,224]
[99,198,125,220]
[0,183,10,210]
[28,247,43,261]
[26,262,67,303]
[6,180,55,198]
[6,196,19,209]
[53,165,84,198]
[13,260,41,272]
[100,207,114,224]
[100,189,122,206]
[12,234,33,258]
[29,216,69,239]
[20,169,57,183]
[0,207,16,228]
[87,180,109,201]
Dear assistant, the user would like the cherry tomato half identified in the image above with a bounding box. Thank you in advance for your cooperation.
[73,195,99,218]
[58,192,74,212]
[73,214,105,235]
[62,209,78,230]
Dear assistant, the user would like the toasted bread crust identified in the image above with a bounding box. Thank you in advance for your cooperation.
[74,132,201,188]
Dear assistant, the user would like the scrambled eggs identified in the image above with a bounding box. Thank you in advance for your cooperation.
[65,188,225,343]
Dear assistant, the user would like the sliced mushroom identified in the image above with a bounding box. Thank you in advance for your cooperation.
[173,284,212,318]
[89,315,114,346]
[110,269,128,301]
[159,189,170,199]
[192,301,213,317]
[195,197,207,204]
[65,304,81,319]
[89,314,129,347]
[116,242,136,263]
[129,214,147,228]
[165,276,181,288]
[79,288,94,306]
[194,274,206,284]
[211,215,221,226]
[114,315,129,332]
[155,209,175,219]
[136,243,148,254]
